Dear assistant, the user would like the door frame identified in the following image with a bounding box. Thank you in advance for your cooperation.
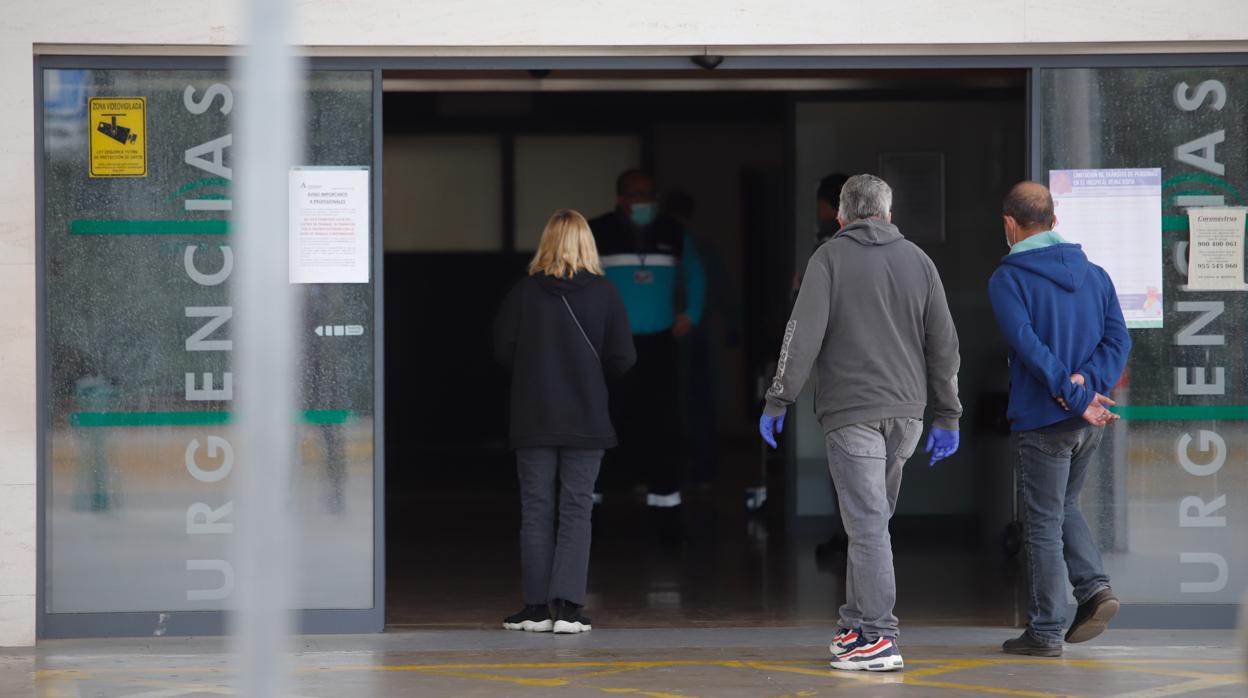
[36,51,1248,637]
[34,56,387,638]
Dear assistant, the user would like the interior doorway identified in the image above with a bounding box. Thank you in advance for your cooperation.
[379,68,1028,629]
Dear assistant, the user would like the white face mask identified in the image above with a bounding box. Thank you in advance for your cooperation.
[1004,221,1019,250]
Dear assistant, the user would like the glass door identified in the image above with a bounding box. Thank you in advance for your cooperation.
[1037,65,1247,620]
[39,63,382,636]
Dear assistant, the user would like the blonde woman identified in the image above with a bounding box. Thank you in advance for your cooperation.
[494,209,636,633]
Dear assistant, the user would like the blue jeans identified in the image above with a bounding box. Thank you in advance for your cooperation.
[1016,425,1112,644]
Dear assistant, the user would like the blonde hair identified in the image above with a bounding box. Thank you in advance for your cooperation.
[528,209,604,278]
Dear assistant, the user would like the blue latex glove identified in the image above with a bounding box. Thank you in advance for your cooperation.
[924,427,959,466]
[759,412,785,449]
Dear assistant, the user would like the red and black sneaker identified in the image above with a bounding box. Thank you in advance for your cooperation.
[829,627,859,657]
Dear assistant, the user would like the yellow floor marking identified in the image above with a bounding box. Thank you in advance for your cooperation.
[745,660,1082,698]
[594,688,692,698]
[1039,659,1238,680]
[741,661,894,684]
[358,660,733,671]
[409,667,569,687]
[36,666,228,678]
[34,670,92,681]
[904,659,1002,678]
[117,678,236,695]
[574,666,655,679]
[900,678,1083,698]
[30,653,1246,698]
[37,683,79,698]
[1101,659,1237,665]
[1101,675,1247,698]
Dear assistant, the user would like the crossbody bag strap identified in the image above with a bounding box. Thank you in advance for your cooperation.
[562,296,600,362]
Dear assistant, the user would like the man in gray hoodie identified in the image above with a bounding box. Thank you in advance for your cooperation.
[759,174,962,672]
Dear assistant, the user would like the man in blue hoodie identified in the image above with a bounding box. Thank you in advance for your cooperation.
[989,181,1132,657]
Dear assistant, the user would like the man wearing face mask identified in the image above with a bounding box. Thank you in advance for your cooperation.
[591,170,706,538]
[990,181,1130,657]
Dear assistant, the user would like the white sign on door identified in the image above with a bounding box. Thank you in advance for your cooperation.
[289,167,370,284]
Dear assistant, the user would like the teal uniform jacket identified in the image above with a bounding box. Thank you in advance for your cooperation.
[588,209,706,336]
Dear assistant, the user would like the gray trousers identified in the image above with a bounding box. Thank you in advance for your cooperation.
[517,447,604,606]
[825,418,923,640]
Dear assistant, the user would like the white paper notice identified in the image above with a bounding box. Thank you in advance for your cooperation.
[1186,207,1248,290]
[1049,168,1163,329]
[289,167,370,284]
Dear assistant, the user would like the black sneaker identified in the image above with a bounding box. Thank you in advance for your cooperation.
[550,599,592,634]
[1066,587,1119,643]
[1002,631,1062,657]
[503,604,552,632]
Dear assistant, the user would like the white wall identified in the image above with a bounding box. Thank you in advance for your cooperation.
[3,0,1248,647]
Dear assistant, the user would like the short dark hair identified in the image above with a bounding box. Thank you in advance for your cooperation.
[817,173,850,206]
[1003,181,1055,228]
[616,169,652,196]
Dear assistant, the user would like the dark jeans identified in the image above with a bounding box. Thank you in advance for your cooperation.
[609,331,681,497]
[1016,425,1112,644]
[517,447,604,606]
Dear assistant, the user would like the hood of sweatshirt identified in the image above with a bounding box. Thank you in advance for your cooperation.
[998,242,1090,292]
[834,218,905,246]
[536,270,598,296]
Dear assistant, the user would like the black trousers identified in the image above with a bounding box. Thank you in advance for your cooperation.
[517,447,603,606]
[609,331,681,497]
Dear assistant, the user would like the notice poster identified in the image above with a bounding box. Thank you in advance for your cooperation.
[1186,208,1248,290]
[1049,168,1163,329]
[289,167,370,284]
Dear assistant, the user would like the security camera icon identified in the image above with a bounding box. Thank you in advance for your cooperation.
[97,114,137,145]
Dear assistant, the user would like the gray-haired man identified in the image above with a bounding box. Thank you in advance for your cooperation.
[759,174,962,672]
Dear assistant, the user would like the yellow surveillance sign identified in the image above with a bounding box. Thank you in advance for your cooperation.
[89,97,147,177]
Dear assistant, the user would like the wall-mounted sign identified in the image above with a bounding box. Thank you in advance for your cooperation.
[289,167,370,284]
[1185,207,1248,290]
[1049,168,1164,328]
[88,96,147,177]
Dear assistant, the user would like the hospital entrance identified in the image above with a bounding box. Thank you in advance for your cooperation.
[379,68,1033,629]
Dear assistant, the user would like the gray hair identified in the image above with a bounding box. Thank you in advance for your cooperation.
[838,174,893,222]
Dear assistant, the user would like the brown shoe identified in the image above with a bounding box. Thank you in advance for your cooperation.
[1065,588,1119,644]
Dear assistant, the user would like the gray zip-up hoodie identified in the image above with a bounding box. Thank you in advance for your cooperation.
[764,218,962,432]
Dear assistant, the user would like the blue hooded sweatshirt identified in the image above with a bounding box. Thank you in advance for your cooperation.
[988,241,1131,432]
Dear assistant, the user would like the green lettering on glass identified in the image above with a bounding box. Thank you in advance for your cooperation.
[1112,405,1248,421]
[70,220,231,235]
[71,410,353,426]
[167,176,232,202]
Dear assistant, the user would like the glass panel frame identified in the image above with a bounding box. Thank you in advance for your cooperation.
[1038,64,1248,607]
[36,56,385,638]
